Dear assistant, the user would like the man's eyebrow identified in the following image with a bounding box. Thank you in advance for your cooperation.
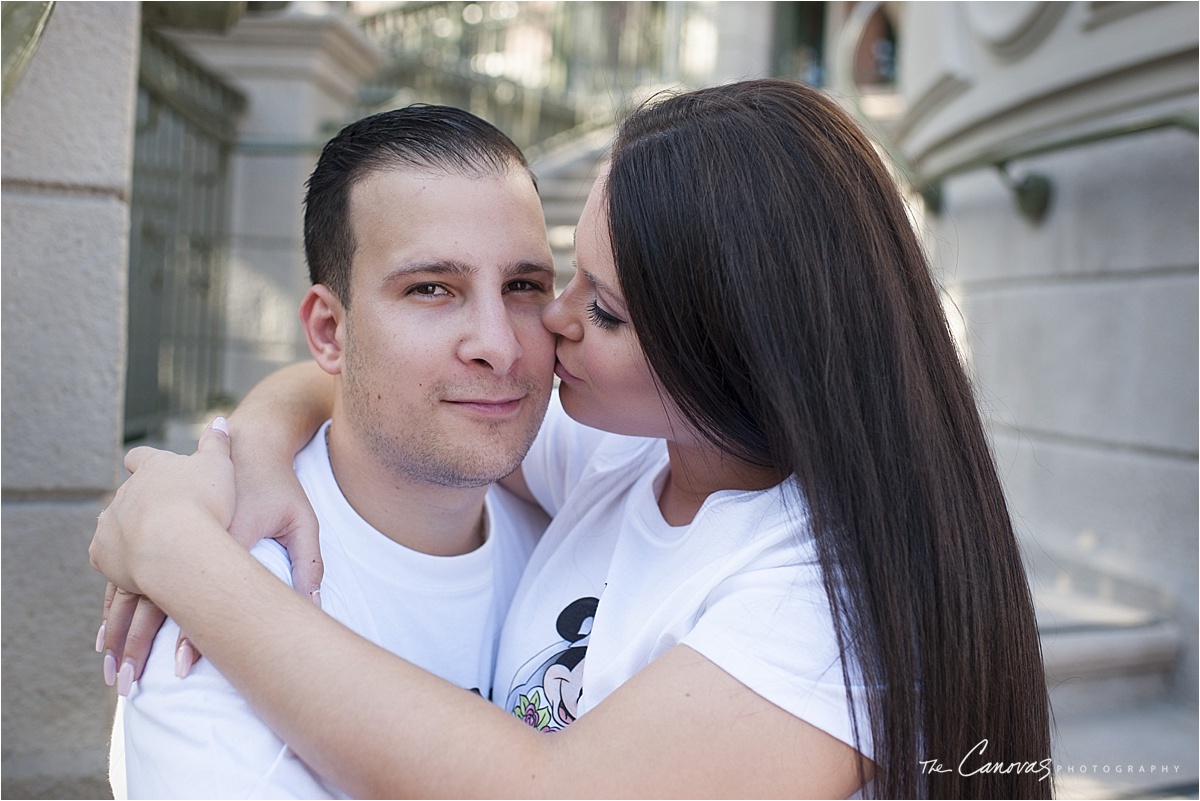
[383,260,473,282]
[507,261,556,278]
[382,260,554,283]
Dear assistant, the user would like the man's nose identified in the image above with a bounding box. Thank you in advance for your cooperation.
[457,295,524,375]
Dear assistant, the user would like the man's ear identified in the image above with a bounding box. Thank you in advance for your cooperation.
[300,285,346,375]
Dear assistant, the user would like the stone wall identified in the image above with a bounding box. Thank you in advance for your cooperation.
[895,1,1198,703]
[1,2,142,797]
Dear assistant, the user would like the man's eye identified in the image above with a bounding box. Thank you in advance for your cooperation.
[408,283,449,297]
[506,279,545,293]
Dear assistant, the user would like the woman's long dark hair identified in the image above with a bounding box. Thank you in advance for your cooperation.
[605,79,1051,799]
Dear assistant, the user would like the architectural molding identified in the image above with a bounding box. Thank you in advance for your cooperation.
[912,49,1197,178]
[963,1,1066,61]
[894,1,1198,173]
[1085,0,1169,31]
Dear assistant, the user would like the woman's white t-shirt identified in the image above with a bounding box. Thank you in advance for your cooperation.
[493,394,871,757]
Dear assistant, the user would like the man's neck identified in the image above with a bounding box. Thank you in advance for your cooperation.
[323,421,487,557]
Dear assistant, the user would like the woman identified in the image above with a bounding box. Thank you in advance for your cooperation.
[92,79,1051,798]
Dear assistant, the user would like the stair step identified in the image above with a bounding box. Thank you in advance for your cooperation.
[1043,621,1180,718]
[531,130,610,238]
[535,179,594,200]
[1036,588,1181,719]
[530,126,613,175]
[540,199,591,225]
[1052,702,1198,799]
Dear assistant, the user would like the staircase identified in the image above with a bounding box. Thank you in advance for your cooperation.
[529,127,613,288]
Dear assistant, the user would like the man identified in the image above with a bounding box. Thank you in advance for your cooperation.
[111,105,557,798]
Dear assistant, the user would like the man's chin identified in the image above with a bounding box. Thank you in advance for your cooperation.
[413,442,532,489]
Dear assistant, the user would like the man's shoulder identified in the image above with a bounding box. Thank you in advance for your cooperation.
[486,482,549,529]
[249,538,295,588]
[118,537,336,797]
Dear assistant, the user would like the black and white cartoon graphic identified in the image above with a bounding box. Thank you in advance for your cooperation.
[506,597,599,731]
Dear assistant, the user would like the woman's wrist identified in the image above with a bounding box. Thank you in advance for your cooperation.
[227,362,334,455]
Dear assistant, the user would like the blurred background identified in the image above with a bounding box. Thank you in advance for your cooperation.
[2,1,1196,797]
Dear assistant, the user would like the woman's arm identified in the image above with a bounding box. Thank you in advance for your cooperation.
[225,361,335,583]
[93,428,866,799]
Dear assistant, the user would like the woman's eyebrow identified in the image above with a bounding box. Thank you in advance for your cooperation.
[582,269,627,311]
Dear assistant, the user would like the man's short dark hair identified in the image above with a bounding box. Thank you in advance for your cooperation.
[303,104,532,304]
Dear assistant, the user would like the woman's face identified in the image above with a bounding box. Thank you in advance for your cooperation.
[542,174,681,440]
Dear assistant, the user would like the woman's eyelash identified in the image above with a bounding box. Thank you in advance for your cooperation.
[587,300,623,330]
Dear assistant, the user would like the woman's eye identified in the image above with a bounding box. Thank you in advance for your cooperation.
[586,299,624,331]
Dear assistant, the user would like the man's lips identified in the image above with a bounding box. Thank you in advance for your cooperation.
[444,396,524,415]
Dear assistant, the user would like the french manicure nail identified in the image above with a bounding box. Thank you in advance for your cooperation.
[117,659,134,697]
[175,639,194,679]
[310,586,322,609]
[103,651,117,686]
[95,621,106,653]
[210,416,230,435]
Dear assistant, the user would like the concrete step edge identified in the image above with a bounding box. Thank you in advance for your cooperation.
[1051,700,1198,800]
[1042,621,1181,681]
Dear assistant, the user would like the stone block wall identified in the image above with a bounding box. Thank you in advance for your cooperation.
[1,2,141,797]
[899,1,1199,704]
[935,126,1198,699]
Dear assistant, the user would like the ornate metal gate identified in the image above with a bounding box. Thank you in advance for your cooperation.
[123,26,244,439]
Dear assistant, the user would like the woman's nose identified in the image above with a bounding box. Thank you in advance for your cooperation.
[542,276,584,341]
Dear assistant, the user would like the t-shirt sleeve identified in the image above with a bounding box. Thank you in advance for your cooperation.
[680,559,873,759]
[117,542,342,799]
[520,390,613,515]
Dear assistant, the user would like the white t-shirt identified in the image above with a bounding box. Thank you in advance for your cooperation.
[113,422,547,799]
[494,394,871,757]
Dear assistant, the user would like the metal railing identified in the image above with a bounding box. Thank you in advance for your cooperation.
[357,1,679,150]
[124,26,244,439]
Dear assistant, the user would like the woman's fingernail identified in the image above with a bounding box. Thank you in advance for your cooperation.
[310,586,322,609]
[175,639,194,679]
[210,416,230,435]
[103,651,117,686]
[117,659,135,697]
[95,621,106,653]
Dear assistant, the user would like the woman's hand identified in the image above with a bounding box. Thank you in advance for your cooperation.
[93,424,327,687]
[91,419,236,592]
[94,363,335,687]
[92,420,237,691]
[96,461,324,689]
[227,435,322,602]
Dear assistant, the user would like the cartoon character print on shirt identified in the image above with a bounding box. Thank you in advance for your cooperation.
[506,597,599,732]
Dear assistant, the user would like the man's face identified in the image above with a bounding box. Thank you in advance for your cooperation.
[335,166,556,488]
